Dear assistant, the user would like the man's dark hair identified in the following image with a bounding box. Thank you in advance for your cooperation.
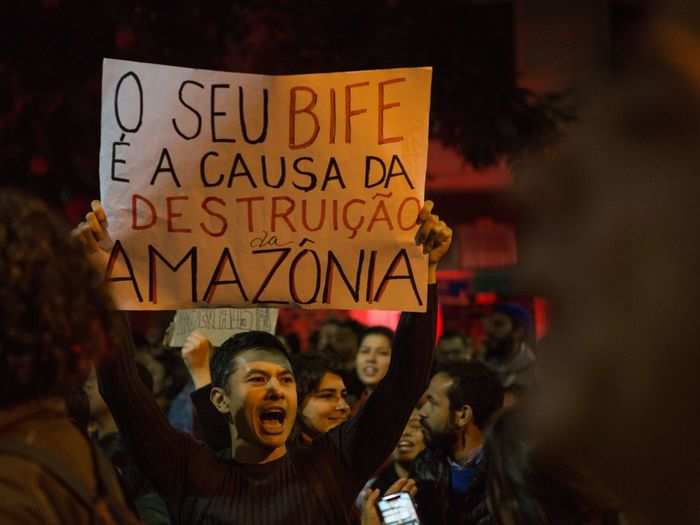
[344,319,366,338]
[359,325,395,345]
[437,361,503,429]
[210,331,290,389]
[0,191,114,408]
[291,352,345,403]
[493,303,533,335]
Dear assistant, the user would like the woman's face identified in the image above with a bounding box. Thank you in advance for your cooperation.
[393,411,427,464]
[355,334,392,389]
[300,372,350,437]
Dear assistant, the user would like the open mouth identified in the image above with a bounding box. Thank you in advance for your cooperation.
[397,439,415,452]
[259,407,287,434]
[362,366,378,377]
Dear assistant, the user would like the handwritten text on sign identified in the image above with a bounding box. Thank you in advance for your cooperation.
[168,307,278,347]
[98,59,432,311]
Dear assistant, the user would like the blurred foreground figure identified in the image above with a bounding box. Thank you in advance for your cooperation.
[485,409,622,525]
[0,191,135,524]
[520,5,700,523]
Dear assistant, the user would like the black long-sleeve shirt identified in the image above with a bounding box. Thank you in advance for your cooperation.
[98,285,436,525]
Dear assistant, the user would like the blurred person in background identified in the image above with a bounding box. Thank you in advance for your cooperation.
[278,333,301,356]
[317,318,364,372]
[135,351,171,411]
[316,318,367,406]
[355,326,395,402]
[85,365,171,525]
[167,380,195,435]
[518,2,700,522]
[132,314,190,415]
[436,330,475,365]
[480,304,536,396]
[413,361,504,525]
[0,191,135,524]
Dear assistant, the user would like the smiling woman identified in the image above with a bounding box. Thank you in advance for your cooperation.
[292,352,351,442]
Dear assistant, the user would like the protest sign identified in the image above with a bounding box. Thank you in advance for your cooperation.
[98,58,432,311]
[168,307,278,347]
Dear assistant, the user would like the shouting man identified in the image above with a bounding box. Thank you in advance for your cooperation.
[78,200,451,525]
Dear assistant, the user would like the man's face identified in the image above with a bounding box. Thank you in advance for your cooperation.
[483,312,517,360]
[355,333,392,388]
[438,336,467,355]
[418,372,455,445]
[437,336,472,363]
[300,371,350,437]
[319,323,358,363]
[221,349,297,451]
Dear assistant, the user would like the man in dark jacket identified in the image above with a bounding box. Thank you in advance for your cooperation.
[412,361,503,525]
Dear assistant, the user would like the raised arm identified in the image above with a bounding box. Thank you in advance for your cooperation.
[181,330,213,389]
[330,201,452,487]
[98,312,198,498]
[76,202,205,500]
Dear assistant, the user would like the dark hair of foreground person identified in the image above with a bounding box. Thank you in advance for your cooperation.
[0,190,114,408]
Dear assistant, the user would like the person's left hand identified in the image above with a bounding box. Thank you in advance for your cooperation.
[361,478,418,525]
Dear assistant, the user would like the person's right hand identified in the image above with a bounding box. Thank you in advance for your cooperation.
[72,200,111,254]
[182,330,213,389]
[361,478,417,525]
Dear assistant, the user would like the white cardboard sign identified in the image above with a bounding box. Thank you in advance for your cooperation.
[168,307,278,347]
[97,58,432,311]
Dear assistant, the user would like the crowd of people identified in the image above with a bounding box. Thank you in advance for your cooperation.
[0,192,621,525]
[3,4,700,524]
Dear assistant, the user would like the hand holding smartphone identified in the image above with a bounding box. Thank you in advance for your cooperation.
[377,491,420,525]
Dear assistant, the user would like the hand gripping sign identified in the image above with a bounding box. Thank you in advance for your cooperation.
[97,58,432,311]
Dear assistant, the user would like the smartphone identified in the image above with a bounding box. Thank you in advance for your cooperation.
[377,491,420,525]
